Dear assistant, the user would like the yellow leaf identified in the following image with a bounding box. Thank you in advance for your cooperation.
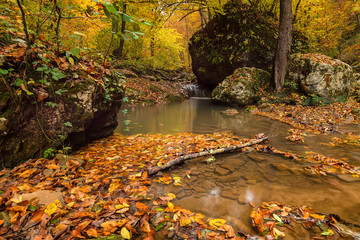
[180,217,192,226]
[167,193,176,199]
[10,195,23,203]
[115,204,124,210]
[209,218,227,228]
[68,57,74,66]
[67,202,75,208]
[167,202,174,210]
[44,199,60,216]
[121,227,131,239]
[273,228,286,237]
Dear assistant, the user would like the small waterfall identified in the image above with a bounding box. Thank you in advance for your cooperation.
[182,84,211,98]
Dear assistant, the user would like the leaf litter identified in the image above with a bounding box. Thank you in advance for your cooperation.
[0,131,358,239]
[0,132,253,239]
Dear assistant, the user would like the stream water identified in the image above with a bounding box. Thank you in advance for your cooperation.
[115,98,360,238]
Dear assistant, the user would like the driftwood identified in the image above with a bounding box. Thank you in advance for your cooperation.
[148,136,269,175]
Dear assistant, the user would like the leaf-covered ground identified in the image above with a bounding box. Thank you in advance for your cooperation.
[252,100,360,134]
[0,132,256,239]
[125,77,188,104]
[0,131,358,239]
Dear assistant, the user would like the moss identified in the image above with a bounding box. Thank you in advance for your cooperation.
[68,78,95,94]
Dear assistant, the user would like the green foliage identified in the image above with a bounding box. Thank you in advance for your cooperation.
[45,102,57,108]
[44,148,56,159]
[64,121,73,127]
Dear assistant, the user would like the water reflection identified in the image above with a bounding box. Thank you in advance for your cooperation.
[116,98,288,138]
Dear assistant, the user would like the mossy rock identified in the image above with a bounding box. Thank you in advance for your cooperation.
[0,69,125,168]
[289,53,354,97]
[211,67,271,106]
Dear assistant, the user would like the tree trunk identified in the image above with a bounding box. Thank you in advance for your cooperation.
[117,4,127,59]
[272,0,292,92]
[148,136,269,175]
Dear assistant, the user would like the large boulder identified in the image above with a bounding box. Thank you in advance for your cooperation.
[189,1,307,90]
[211,67,271,106]
[289,53,354,97]
[0,71,124,168]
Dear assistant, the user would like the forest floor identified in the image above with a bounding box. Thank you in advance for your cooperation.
[2,129,359,239]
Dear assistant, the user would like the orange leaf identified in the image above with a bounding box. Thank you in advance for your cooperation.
[141,220,151,233]
[86,228,98,238]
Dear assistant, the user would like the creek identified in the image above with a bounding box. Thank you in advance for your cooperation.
[115,98,360,238]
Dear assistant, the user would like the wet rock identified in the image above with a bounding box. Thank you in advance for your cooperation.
[192,186,207,194]
[223,157,244,166]
[219,172,242,182]
[337,174,360,183]
[271,163,290,171]
[237,195,247,204]
[219,163,236,172]
[175,190,189,200]
[22,190,65,206]
[243,173,261,182]
[246,180,257,185]
[214,167,230,176]
[263,174,276,182]
[164,184,182,195]
[288,167,302,175]
[184,175,198,184]
[193,192,207,199]
[202,180,215,190]
[247,154,267,162]
[220,190,237,200]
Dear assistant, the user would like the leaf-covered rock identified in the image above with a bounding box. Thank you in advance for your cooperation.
[211,67,270,106]
[289,53,354,97]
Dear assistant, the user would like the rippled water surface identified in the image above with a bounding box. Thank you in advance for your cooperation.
[116,98,360,238]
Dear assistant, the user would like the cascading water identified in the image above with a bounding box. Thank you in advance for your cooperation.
[182,83,211,98]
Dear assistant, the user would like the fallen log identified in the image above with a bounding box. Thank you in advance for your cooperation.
[147,136,269,175]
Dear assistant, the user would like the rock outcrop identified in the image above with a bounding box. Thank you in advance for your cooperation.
[0,71,124,168]
[289,53,354,97]
[212,67,271,106]
[189,1,307,90]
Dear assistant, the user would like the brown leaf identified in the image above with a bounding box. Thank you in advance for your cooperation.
[24,210,44,230]
[53,223,69,239]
